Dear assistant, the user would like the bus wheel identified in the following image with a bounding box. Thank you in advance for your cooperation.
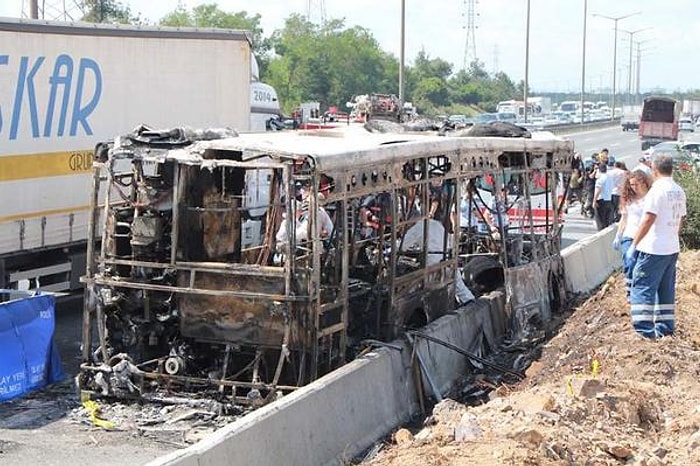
[462,256,504,295]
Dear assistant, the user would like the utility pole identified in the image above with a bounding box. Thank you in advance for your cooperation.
[462,0,478,69]
[523,0,531,123]
[580,0,587,126]
[635,40,653,102]
[620,28,650,105]
[306,0,326,24]
[30,0,39,19]
[592,11,640,120]
[399,0,405,104]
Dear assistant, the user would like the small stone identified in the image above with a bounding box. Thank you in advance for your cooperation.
[568,377,605,398]
[688,429,700,450]
[537,410,560,424]
[606,444,632,459]
[454,413,482,442]
[525,361,544,378]
[414,428,431,441]
[513,393,555,415]
[393,428,414,446]
[652,447,668,459]
[511,428,544,446]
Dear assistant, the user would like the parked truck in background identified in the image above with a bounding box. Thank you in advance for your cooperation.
[639,96,680,150]
[528,96,552,115]
[621,105,642,131]
[0,17,262,293]
[681,99,700,119]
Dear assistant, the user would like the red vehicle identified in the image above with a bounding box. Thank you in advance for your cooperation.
[639,96,680,151]
[369,93,401,122]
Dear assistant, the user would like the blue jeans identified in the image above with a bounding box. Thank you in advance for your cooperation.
[630,252,679,339]
[619,237,634,300]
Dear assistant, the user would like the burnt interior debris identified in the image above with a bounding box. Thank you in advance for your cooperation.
[79,127,572,406]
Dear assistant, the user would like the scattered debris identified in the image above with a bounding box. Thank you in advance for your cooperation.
[364,250,700,465]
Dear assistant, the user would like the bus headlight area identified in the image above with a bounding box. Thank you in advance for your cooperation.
[78,124,574,406]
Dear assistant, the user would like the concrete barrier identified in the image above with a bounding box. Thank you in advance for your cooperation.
[549,120,619,136]
[147,229,617,466]
[148,291,507,466]
[561,224,621,294]
[561,243,589,293]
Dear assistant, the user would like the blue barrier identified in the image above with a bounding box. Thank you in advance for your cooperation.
[0,293,64,401]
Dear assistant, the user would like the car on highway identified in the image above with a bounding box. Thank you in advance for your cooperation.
[475,112,499,124]
[551,111,572,124]
[679,118,694,132]
[448,114,468,123]
[496,112,518,124]
[543,114,560,126]
[647,141,697,170]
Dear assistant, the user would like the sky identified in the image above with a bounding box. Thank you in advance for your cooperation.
[2,0,699,93]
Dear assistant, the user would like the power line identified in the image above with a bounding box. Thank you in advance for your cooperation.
[306,0,326,24]
[492,44,499,74]
[462,0,478,69]
[23,0,86,20]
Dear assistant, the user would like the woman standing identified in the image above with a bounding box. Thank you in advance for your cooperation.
[612,169,653,297]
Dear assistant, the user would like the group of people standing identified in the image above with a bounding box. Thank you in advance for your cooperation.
[569,148,687,339]
[609,154,687,340]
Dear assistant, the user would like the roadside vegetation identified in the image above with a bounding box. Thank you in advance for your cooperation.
[82,1,700,117]
[676,168,700,249]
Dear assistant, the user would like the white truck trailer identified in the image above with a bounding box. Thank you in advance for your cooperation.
[0,18,255,292]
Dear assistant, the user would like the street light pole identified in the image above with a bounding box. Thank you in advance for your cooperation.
[635,40,653,100]
[523,0,531,123]
[592,11,640,120]
[580,0,587,126]
[620,28,650,105]
[30,0,39,18]
[399,0,405,104]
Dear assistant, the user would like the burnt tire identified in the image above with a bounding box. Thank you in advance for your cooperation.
[462,256,504,295]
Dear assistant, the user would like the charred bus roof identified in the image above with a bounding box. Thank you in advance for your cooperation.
[108,126,575,172]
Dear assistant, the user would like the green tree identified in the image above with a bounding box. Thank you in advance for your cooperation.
[160,4,269,63]
[80,0,141,24]
[266,15,397,113]
[408,51,452,110]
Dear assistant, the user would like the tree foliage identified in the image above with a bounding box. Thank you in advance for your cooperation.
[676,169,700,249]
[80,0,141,24]
[160,4,269,63]
[265,15,397,113]
[80,2,531,116]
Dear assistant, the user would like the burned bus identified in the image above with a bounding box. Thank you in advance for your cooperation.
[78,126,573,404]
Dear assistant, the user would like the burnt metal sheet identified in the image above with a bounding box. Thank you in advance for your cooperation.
[504,257,560,341]
[177,271,303,347]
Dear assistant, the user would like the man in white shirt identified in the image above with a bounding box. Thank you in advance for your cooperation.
[608,161,627,221]
[593,163,614,230]
[626,155,686,339]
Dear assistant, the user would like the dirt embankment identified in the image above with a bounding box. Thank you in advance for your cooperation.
[366,250,700,466]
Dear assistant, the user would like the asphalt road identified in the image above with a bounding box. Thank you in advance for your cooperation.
[559,125,639,248]
[566,125,644,167]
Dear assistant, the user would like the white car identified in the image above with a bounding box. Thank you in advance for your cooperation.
[679,118,694,132]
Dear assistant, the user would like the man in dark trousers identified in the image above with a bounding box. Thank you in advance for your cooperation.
[593,163,614,230]
[626,155,687,339]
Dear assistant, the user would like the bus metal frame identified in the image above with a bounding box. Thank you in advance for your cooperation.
[78,128,573,404]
